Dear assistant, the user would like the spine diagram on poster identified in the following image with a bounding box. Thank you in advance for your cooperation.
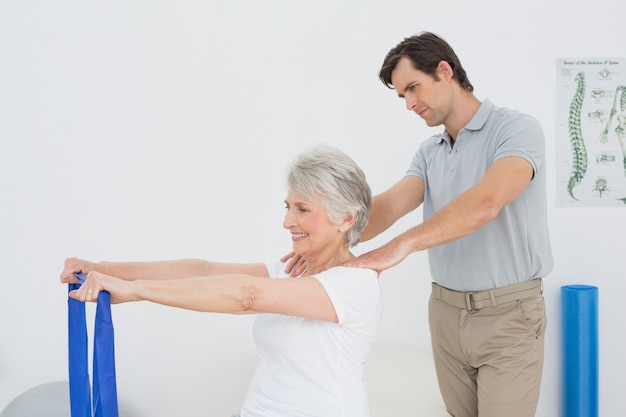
[567,72,588,201]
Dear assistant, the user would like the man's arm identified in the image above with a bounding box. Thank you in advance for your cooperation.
[344,156,534,272]
[360,175,425,242]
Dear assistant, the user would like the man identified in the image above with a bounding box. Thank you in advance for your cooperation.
[346,32,553,417]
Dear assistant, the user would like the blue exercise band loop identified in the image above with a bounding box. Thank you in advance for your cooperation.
[68,272,119,417]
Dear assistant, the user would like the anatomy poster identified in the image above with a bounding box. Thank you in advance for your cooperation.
[556,57,626,207]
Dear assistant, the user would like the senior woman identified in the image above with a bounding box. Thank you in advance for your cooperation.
[60,145,383,417]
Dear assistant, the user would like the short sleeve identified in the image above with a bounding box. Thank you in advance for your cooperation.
[264,259,289,278]
[494,114,545,176]
[314,267,381,327]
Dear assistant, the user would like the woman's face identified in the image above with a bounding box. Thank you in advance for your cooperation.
[283,192,344,260]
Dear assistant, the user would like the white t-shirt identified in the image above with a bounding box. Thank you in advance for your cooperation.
[240,260,383,417]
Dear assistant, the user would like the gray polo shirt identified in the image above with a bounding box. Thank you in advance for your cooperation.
[406,100,553,292]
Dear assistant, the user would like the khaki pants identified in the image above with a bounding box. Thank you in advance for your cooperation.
[428,288,546,417]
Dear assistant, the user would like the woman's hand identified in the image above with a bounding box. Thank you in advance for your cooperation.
[68,270,137,304]
[60,257,96,284]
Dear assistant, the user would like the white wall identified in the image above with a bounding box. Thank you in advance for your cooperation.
[1,1,624,416]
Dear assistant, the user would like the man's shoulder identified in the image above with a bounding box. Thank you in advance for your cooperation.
[487,102,538,125]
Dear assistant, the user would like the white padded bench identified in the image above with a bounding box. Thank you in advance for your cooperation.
[0,381,129,417]
[366,344,450,417]
[2,344,449,417]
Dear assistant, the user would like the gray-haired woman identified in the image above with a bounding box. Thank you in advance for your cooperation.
[60,144,383,417]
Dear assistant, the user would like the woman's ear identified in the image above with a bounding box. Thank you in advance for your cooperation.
[340,214,356,232]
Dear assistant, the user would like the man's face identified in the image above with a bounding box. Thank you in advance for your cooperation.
[391,56,451,127]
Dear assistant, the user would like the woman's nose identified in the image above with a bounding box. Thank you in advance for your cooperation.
[282,210,293,229]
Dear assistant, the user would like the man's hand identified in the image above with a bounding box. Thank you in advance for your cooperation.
[280,251,308,277]
[342,239,410,273]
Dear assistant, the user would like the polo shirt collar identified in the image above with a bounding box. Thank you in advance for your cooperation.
[438,99,494,145]
[465,99,493,131]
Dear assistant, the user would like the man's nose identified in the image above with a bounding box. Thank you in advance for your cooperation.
[406,96,417,111]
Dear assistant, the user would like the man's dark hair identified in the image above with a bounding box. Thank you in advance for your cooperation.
[379,31,474,93]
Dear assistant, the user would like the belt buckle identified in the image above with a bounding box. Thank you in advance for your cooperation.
[465,293,479,313]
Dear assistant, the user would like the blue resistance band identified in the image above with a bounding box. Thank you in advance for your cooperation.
[68,272,119,417]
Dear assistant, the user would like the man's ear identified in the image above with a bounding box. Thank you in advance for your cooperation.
[437,60,454,82]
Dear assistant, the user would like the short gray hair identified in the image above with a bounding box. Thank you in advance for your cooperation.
[287,145,371,248]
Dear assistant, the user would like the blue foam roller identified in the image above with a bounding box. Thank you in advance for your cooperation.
[561,285,598,417]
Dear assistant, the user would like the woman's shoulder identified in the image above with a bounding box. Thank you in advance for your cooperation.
[320,266,378,282]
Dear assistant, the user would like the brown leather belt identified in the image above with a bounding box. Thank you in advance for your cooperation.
[431,278,543,313]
